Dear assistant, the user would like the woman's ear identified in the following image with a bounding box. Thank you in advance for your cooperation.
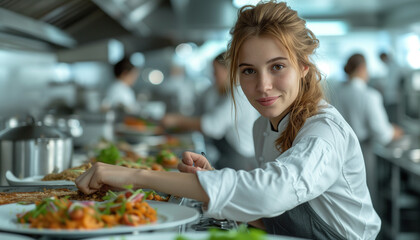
[301,65,309,78]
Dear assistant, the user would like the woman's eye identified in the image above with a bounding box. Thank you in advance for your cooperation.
[272,64,284,71]
[242,68,255,75]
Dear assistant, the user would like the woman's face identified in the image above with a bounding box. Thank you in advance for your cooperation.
[238,35,305,129]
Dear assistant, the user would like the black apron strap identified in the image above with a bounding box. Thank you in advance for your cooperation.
[262,202,346,240]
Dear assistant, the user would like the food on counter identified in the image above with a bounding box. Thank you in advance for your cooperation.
[96,144,120,164]
[16,189,157,229]
[42,163,92,182]
[94,143,177,170]
[93,146,172,170]
[0,188,107,205]
[41,144,179,183]
[156,149,179,168]
[146,190,169,201]
[176,225,267,240]
[123,116,163,134]
[0,187,169,206]
[155,135,194,150]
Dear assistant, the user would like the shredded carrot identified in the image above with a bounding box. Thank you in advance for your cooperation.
[16,190,157,230]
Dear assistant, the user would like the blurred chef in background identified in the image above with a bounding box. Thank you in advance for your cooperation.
[153,62,195,115]
[102,57,140,113]
[378,52,403,123]
[331,53,404,205]
[161,52,259,170]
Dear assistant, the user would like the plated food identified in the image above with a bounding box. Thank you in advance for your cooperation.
[156,149,179,168]
[0,188,107,205]
[40,143,180,183]
[123,116,162,133]
[16,189,157,229]
[42,163,92,182]
[0,200,199,238]
[117,116,165,137]
[0,187,168,206]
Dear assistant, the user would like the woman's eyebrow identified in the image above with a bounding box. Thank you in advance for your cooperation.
[266,56,288,64]
[238,56,288,67]
[238,63,253,67]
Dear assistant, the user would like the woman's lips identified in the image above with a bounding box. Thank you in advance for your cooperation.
[256,96,279,106]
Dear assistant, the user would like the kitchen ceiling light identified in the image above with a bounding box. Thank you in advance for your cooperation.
[306,21,349,36]
[149,70,164,85]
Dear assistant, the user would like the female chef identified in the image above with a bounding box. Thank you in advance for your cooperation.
[76,1,381,239]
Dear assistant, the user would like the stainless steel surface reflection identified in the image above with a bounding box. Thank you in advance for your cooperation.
[179,198,238,232]
[385,134,420,161]
[405,149,420,163]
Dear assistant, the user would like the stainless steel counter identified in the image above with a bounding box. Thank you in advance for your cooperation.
[375,144,420,176]
[373,135,420,240]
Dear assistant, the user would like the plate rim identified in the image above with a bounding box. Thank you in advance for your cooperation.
[0,201,199,237]
[5,170,75,186]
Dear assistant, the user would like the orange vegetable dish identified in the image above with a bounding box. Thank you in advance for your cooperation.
[16,190,158,230]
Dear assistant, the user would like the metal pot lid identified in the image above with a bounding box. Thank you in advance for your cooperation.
[0,124,69,141]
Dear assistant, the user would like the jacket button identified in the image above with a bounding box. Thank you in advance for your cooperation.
[263,132,268,137]
[259,156,264,161]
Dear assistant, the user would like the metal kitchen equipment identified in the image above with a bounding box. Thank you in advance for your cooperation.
[0,120,73,185]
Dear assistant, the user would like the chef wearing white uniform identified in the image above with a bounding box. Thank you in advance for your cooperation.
[103,57,139,113]
[197,102,381,239]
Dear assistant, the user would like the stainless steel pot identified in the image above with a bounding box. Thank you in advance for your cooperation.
[0,123,73,185]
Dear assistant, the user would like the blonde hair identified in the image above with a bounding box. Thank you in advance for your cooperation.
[227,1,324,153]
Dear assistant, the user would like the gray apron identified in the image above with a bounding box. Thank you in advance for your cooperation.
[360,139,377,207]
[262,202,346,240]
[213,137,257,171]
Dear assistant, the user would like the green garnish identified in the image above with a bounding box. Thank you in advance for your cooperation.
[175,224,267,240]
[156,149,176,164]
[97,144,120,165]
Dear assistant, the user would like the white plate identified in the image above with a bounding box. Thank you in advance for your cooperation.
[0,201,199,238]
[84,231,305,240]
[5,170,75,186]
[0,232,34,240]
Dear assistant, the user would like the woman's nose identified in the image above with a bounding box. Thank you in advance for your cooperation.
[256,72,272,92]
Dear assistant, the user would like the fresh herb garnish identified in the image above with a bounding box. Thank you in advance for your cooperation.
[97,144,120,164]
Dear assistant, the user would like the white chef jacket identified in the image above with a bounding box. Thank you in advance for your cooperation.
[381,60,402,106]
[103,81,137,113]
[197,101,381,240]
[332,77,394,145]
[200,86,259,157]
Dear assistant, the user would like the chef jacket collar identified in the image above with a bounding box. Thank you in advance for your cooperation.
[269,112,290,133]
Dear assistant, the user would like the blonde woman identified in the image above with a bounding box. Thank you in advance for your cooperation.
[77,2,380,239]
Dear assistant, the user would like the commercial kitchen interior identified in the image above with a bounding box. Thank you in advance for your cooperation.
[1,0,420,239]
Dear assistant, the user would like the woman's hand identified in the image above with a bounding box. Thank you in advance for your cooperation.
[76,162,142,194]
[178,151,213,173]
